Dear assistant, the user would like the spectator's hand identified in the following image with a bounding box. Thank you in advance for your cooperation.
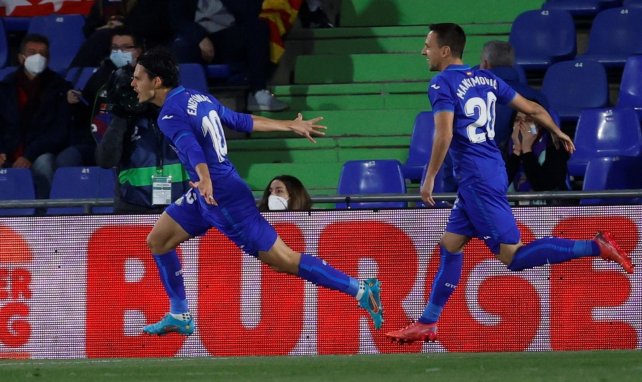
[190,178,217,206]
[199,37,215,63]
[289,113,327,143]
[0,153,6,167]
[67,89,81,104]
[519,124,538,153]
[420,175,435,206]
[511,124,521,155]
[12,156,31,169]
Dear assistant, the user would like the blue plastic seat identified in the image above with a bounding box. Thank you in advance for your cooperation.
[541,60,608,123]
[581,156,642,204]
[336,160,407,209]
[402,112,434,182]
[577,7,642,68]
[179,63,209,93]
[567,108,642,177]
[617,55,642,117]
[509,9,576,71]
[623,0,642,7]
[65,66,98,90]
[0,168,36,216]
[47,167,115,215]
[0,66,16,80]
[542,0,622,17]
[27,14,86,75]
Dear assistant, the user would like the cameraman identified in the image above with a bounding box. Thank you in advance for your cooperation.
[94,29,190,213]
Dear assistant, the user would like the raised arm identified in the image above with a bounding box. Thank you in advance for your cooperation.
[510,94,575,154]
[251,113,327,143]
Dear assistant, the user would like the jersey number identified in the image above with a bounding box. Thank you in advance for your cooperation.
[201,110,228,162]
[464,93,497,143]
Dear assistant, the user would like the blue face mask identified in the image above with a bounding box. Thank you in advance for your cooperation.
[110,50,133,68]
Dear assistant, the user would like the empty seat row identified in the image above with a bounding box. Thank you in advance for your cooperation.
[0,167,114,216]
[510,7,642,71]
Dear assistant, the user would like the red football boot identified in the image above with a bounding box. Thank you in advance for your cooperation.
[594,231,634,274]
[386,322,438,344]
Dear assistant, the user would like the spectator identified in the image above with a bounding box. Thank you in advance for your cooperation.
[479,40,551,154]
[64,27,144,169]
[0,34,71,199]
[71,0,172,67]
[170,0,288,112]
[258,175,312,211]
[506,109,570,204]
[94,36,189,214]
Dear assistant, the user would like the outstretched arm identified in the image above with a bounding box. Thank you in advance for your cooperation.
[251,113,327,143]
[510,94,575,154]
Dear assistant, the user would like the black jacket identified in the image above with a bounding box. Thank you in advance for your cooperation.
[0,68,71,161]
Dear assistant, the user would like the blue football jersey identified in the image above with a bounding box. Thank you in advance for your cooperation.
[429,65,516,185]
[157,86,253,181]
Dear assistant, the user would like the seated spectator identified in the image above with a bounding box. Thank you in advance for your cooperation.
[506,110,570,205]
[0,34,71,199]
[258,175,312,211]
[170,0,288,112]
[94,38,189,214]
[479,40,551,154]
[71,0,172,67]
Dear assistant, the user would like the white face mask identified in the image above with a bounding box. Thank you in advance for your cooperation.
[110,50,133,68]
[268,195,288,211]
[24,54,47,75]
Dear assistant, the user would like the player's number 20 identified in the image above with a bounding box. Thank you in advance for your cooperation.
[465,92,497,143]
[201,110,228,162]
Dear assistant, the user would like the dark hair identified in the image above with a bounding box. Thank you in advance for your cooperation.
[111,26,143,49]
[19,34,50,54]
[258,175,312,211]
[137,47,180,88]
[482,40,515,67]
[429,23,466,59]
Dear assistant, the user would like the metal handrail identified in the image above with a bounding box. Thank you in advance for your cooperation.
[1,190,641,212]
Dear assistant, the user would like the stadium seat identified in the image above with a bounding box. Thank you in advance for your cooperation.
[616,55,642,117]
[623,0,642,7]
[577,7,642,68]
[402,112,434,182]
[0,168,36,216]
[27,14,86,75]
[0,66,16,80]
[541,60,608,123]
[179,63,209,93]
[580,156,642,205]
[65,66,98,90]
[47,167,115,215]
[542,0,622,17]
[336,159,407,209]
[567,108,642,177]
[0,18,8,68]
[509,9,576,70]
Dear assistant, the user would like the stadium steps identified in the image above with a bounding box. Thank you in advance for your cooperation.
[338,0,544,27]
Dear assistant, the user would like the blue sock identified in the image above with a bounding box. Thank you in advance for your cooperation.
[419,247,463,324]
[508,238,599,271]
[153,250,189,314]
[298,254,360,297]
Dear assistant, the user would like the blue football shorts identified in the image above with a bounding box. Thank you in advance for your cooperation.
[445,181,520,254]
[165,170,278,257]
